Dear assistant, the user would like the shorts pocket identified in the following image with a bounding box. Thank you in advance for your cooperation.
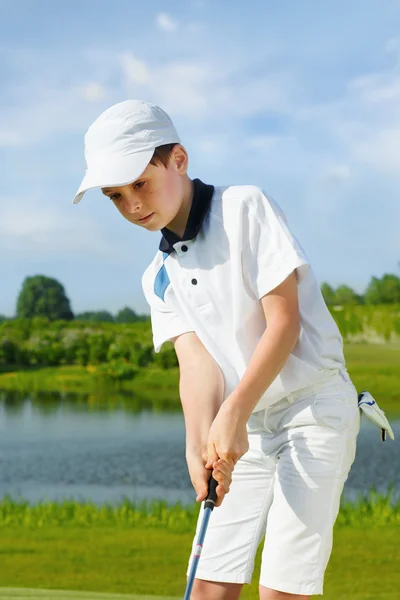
[266,392,318,432]
[311,385,359,433]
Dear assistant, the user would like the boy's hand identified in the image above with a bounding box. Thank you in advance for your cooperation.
[186,447,234,507]
[205,400,249,477]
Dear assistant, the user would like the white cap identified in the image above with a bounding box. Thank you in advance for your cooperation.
[73,99,181,204]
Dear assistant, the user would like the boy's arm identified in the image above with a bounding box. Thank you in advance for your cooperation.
[206,270,300,467]
[173,332,232,505]
[173,332,224,454]
[228,269,301,420]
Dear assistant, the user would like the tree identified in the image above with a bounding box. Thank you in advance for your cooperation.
[365,274,400,304]
[334,285,360,306]
[75,310,114,322]
[320,283,336,306]
[115,306,140,323]
[16,275,74,321]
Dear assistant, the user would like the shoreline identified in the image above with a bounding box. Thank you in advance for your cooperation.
[1,343,400,414]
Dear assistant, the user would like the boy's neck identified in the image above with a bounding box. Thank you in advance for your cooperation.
[165,176,194,239]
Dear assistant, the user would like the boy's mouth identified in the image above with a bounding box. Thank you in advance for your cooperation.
[137,213,154,224]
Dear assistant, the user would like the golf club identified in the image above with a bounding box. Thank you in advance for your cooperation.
[183,475,218,599]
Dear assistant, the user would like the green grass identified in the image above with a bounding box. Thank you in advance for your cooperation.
[0,524,398,599]
[1,492,399,530]
[344,343,400,415]
[0,591,178,600]
[0,495,399,598]
[0,497,201,531]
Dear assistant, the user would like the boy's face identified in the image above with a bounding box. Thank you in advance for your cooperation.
[101,145,189,232]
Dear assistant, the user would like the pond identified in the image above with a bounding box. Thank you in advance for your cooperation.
[0,392,399,505]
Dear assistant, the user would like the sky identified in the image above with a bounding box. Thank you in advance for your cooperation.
[1,0,400,317]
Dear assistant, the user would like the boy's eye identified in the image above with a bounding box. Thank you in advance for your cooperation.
[133,181,145,189]
[110,194,120,201]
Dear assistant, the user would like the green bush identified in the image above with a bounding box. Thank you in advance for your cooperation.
[136,344,155,367]
[154,346,178,369]
[330,304,400,342]
[73,335,90,366]
[96,359,137,381]
[1,307,399,370]
[0,338,18,364]
[88,333,111,364]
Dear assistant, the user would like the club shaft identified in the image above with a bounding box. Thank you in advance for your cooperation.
[183,507,212,600]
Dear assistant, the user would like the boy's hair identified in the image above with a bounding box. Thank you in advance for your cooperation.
[150,143,178,168]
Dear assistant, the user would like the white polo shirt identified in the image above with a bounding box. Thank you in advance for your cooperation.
[142,179,347,413]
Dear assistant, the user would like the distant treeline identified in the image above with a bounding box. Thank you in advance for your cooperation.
[0,305,399,375]
[321,273,400,306]
[0,275,150,323]
[0,318,177,378]
[0,272,400,324]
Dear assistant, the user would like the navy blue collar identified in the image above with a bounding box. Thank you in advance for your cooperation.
[159,178,214,255]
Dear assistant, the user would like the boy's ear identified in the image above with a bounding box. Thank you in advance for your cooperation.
[172,145,189,174]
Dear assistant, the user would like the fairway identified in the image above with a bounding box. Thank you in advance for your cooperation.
[0,589,179,600]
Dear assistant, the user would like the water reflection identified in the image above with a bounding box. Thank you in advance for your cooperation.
[0,388,180,415]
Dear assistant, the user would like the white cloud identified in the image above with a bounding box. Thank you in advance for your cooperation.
[118,53,292,122]
[246,135,284,151]
[348,72,400,105]
[156,12,179,32]
[0,83,104,148]
[153,61,213,118]
[119,54,151,86]
[385,36,400,58]
[340,72,400,174]
[0,46,292,149]
[2,33,400,192]
[186,22,204,34]
[0,198,121,259]
[292,50,400,178]
[0,130,25,146]
[193,133,232,166]
[118,55,216,118]
[313,165,352,195]
[82,82,107,101]
[323,164,351,182]
[352,128,400,172]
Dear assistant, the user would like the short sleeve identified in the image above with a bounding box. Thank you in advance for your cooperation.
[150,303,193,353]
[142,277,193,354]
[242,189,310,300]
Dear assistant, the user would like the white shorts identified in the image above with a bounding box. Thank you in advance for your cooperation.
[187,371,360,596]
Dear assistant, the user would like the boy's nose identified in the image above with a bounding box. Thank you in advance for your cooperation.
[123,193,142,214]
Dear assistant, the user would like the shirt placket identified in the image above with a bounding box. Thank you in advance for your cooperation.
[174,242,211,311]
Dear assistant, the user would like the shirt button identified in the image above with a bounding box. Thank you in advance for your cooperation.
[191,278,198,285]
[181,245,188,252]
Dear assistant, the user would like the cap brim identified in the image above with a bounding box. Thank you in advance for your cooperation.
[72,149,155,204]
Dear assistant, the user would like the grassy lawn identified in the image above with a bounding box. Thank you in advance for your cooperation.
[0,495,399,599]
[0,524,398,599]
[343,344,400,415]
[0,591,178,600]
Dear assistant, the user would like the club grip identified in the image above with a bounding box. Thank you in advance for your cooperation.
[204,475,218,510]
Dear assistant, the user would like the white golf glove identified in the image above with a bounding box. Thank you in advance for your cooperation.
[358,391,395,442]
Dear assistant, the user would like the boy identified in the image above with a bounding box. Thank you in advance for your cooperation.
[73,99,361,599]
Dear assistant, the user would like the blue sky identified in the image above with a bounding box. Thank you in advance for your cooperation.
[1,0,400,317]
